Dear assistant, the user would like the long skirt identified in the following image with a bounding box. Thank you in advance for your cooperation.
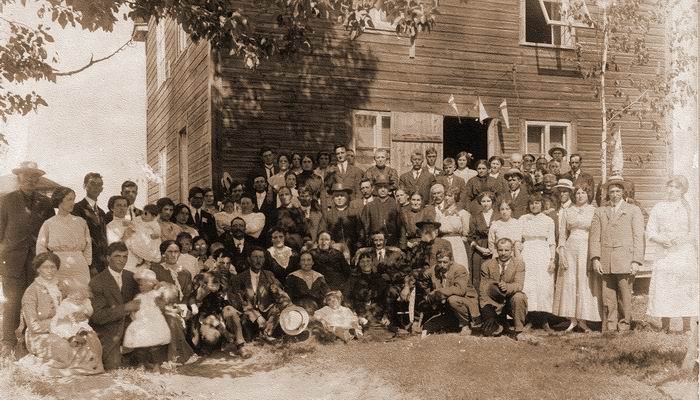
[443,236,470,273]
[522,239,554,313]
[20,330,104,376]
[552,231,602,321]
[648,242,699,318]
[54,251,90,286]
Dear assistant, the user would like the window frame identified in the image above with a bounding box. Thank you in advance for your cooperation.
[351,110,392,153]
[158,148,167,198]
[520,0,577,49]
[155,20,168,87]
[178,127,189,203]
[177,24,188,55]
[524,120,573,157]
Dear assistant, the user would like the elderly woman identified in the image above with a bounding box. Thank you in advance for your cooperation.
[467,191,499,290]
[520,193,556,331]
[273,187,309,252]
[265,227,300,282]
[646,175,698,333]
[286,251,330,313]
[454,151,477,183]
[172,203,199,238]
[395,188,410,210]
[309,232,351,291]
[18,252,103,375]
[399,192,436,250]
[36,187,92,286]
[150,240,196,364]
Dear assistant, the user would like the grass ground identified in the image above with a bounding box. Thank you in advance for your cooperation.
[0,295,696,400]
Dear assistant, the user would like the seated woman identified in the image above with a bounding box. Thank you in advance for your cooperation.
[18,252,104,376]
[343,252,387,323]
[309,232,351,291]
[265,227,300,282]
[273,187,308,252]
[286,251,330,313]
[172,203,199,238]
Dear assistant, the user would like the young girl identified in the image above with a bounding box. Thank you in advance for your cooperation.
[313,291,363,342]
[123,269,171,370]
[126,204,163,270]
[50,278,94,347]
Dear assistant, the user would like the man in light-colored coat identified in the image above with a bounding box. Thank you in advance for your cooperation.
[589,178,645,332]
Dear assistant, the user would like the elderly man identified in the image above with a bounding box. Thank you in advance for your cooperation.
[350,178,374,210]
[480,238,527,338]
[420,249,480,335]
[89,242,140,369]
[429,183,446,212]
[504,169,530,218]
[435,158,466,204]
[0,162,54,353]
[509,153,523,171]
[399,150,436,203]
[73,172,109,275]
[589,178,645,333]
[361,175,402,246]
[364,149,398,192]
[561,154,595,203]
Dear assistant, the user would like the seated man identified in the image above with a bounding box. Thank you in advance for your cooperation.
[228,247,292,341]
[419,249,480,335]
[353,231,403,274]
[479,238,527,339]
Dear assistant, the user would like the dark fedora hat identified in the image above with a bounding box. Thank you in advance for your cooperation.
[503,168,524,180]
[415,216,441,230]
[374,174,391,186]
[330,182,353,194]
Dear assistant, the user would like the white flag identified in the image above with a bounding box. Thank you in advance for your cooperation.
[499,99,510,129]
[611,127,624,174]
[448,94,461,123]
[477,97,489,123]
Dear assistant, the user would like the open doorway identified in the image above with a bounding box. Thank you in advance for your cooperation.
[443,117,488,167]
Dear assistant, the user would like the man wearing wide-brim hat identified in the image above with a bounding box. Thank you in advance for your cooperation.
[548,146,570,175]
[322,182,362,254]
[360,174,401,247]
[589,176,645,332]
[0,161,55,355]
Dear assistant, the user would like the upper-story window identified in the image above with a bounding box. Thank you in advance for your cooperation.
[522,0,588,48]
[156,20,168,87]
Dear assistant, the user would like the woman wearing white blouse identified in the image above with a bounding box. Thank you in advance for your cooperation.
[488,200,523,258]
[236,195,266,240]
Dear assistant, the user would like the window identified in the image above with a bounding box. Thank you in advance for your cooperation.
[525,121,571,156]
[158,148,167,198]
[155,20,168,87]
[522,0,575,48]
[352,110,392,167]
[178,24,188,54]
[178,128,189,203]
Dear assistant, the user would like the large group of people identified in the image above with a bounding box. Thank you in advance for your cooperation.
[0,143,697,375]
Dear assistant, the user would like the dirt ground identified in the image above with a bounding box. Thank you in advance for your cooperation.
[1,296,697,400]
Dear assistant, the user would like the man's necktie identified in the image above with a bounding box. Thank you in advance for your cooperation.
[195,211,201,226]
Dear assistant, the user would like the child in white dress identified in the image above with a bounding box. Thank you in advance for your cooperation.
[314,291,363,342]
[126,204,162,271]
[123,269,171,370]
[50,278,94,347]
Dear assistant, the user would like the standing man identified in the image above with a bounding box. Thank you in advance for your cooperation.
[361,175,402,247]
[248,147,276,188]
[73,172,108,275]
[561,154,595,204]
[89,242,140,370]
[106,180,142,224]
[504,169,530,219]
[435,158,466,204]
[424,147,441,176]
[363,149,398,192]
[327,144,364,199]
[321,183,363,255]
[548,146,569,175]
[188,186,218,244]
[589,178,645,332]
[350,178,374,210]
[0,162,54,353]
[399,150,436,204]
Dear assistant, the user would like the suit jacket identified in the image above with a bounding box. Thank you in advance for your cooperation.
[188,208,218,244]
[562,170,596,204]
[360,197,402,247]
[251,190,277,246]
[424,263,472,298]
[595,179,636,207]
[0,190,54,281]
[229,268,285,312]
[223,234,258,273]
[248,163,277,188]
[480,257,525,311]
[327,163,365,200]
[72,198,108,272]
[589,201,645,274]
[354,246,403,275]
[399,168,436,205]
[89,268,138,370]
[505,189,530,219]
[436,175,467,203]
[321,206,363,254]
[151,263,193,302]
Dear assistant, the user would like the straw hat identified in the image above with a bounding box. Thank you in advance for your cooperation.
[548,146,567,157]
[12,161,45,176]
[553,179,575,191]
[279,305,310,336]
[503,168,524,180]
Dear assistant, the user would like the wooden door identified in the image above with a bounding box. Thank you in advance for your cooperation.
[390,112,444,176]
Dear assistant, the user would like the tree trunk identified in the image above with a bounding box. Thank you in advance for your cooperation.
[600,5,609,184]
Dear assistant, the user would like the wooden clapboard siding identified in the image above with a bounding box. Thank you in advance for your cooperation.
[144,17,212,203]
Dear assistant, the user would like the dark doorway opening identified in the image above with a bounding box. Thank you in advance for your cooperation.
[443,117,488,168]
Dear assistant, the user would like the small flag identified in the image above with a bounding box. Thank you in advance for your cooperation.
[611,127,624,174]
[477,97,489,123]
[448,95,461,123]
[499,99,510,129]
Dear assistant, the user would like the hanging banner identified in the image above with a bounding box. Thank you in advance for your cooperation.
[448,94,461,123]
[499,99,510,129]
[477,97,489,123]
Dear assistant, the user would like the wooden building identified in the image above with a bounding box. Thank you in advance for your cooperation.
[138,0,669,212]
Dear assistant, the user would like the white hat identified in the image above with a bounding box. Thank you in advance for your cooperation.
[279,305,309,336]
[134,269,157,282]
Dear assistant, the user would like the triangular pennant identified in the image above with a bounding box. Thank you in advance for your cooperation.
[448,94,461,123]
[499,99,510,129]
[477,97,489,124]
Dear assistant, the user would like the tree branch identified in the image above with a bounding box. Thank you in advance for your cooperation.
[606,88,651,124]
[53,38,134,77]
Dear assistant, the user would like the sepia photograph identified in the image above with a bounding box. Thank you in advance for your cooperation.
[0,0,698,398]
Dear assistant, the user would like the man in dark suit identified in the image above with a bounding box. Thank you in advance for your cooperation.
[89,242,140,370]
[399,150,436,204]
[354,231,403,275]
[298,186,325,244]
[247,147,276,189]
[187,186,218,244]
[326,144,364,200]
[223,217,257,273]
[321,183,363,255]
[504,168,530,218]
[435,158,466,204]
[480,238,527,338]
[105,180,142,223]
[360,175,402,247]
[72,172,108,275]
[248,176,276,246]
[561,153,596,204]
[0,161,54,352]
[228,247,291,340]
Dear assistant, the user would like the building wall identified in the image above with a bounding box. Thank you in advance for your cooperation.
[145,17,212,204]
[205,0,667,210]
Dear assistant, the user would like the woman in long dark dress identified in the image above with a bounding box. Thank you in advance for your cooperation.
[286,252,330,313]
[265,227,300,282]
[273,187,309,252]
[464,160,504,214]
[467,191,499,291]
[309,231,351,291]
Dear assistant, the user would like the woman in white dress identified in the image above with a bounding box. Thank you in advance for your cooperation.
[36,187,92,286]
[454,151,477,183]
[436,188,470,270]
[488,200,523,258]
[646,175,698,333]
[236,195,266,240]
[520,193,556,330]
[552,184,601,332]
